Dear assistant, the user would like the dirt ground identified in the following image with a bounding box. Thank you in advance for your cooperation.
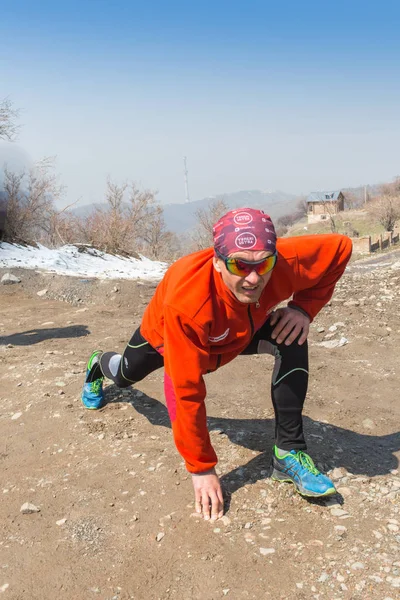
[0,251,399,600]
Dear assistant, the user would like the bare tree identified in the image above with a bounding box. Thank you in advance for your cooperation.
[192,198,229,250]
[3,157,63,244]
[295,196,308,219]
[368,178,400,232]
[142,205,181,260]
[84,179,131,254]
[83,178,174,258]
[0,98,20,141]
[46,199,83,247]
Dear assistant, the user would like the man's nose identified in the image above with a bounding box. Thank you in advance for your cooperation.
[244,269,261,284]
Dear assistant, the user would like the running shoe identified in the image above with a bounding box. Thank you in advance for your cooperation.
[271,446,336,497]
[81,350,104,410]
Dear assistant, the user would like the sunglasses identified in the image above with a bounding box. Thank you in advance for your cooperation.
[216,249,277,277]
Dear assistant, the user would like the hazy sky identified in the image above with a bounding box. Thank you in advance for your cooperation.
[1,0,400,208]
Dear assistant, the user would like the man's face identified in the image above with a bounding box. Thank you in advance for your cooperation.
[213,249,274,304]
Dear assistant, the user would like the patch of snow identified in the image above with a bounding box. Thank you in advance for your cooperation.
[0,243,167,281]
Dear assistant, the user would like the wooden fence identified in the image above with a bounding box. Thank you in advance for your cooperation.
[351,229,400,254]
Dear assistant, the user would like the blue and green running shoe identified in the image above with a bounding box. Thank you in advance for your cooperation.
[81,350,104,410]
[271,446,336,497]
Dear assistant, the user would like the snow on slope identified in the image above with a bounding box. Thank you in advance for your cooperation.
[0,243,167,280]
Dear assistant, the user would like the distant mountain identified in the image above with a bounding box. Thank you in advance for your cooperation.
[72,190,301,234]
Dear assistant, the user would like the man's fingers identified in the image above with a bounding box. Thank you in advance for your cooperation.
[271,316,290,340]
[210,491,223,520]
[191,470,223,521]
[201,491,211,520]
[269,310,280,326]
[298,325,309,345]
[194,489,202,513]
[276,321,296,344]
[283,324,303,346]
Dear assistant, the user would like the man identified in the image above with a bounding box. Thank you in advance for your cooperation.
[82,208,352,521]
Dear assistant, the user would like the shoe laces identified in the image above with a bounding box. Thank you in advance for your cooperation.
[293,451,320,476]
[91,378,103,395]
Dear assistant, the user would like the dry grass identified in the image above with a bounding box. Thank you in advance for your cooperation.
[286,209,388,238]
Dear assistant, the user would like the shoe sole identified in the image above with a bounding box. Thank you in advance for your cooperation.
[81,396,105,410]
[271,468,336,498]
[81,396,103,410]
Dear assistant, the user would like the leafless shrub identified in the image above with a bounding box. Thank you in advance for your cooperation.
[46,202,85,247]
[368,177,400,232]
[295,196,308,219]
[0,97,20,141]
[191,198,229,250]
[83,178,176,259]
[2,157,63,244]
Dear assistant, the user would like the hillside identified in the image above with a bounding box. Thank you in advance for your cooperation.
[71,189,300,234]
[286,209,387,238]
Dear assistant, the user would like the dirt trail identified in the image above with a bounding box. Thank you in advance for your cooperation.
[0,256,399,600]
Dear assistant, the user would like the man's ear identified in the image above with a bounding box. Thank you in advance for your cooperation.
[213,256,222,273]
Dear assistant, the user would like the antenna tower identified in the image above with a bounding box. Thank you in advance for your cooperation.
[183,156,190,203]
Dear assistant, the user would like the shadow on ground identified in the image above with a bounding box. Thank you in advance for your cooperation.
[106,387,400,491]
[0,325,90,346]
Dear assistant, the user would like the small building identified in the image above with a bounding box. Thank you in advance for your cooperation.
[307,191,345,224]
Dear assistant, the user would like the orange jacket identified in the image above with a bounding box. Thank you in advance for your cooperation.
[140,234,352,473]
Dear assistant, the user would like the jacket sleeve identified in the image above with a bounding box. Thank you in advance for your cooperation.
[288,234,352,321]
[162,304,218,474]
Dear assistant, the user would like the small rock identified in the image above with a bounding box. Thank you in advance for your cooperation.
[336,486,352,497]
[222,590,230,596]
[1,273,21,284]
[372,530,383,539]
[20,502,40,514]
[330,467,347,481]
[37,289,48,297]
[317,337,348,349]
[56,518,67,526]
[330,508,348,517]
[317,327,325,333]
[156,532,165,542]
[259,547,275,555]
[334,525,347,538]
[11,412,23,420]
[351,562,365,570]
[362,418,375,430]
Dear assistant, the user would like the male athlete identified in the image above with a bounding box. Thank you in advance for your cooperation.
[82,208,352,520]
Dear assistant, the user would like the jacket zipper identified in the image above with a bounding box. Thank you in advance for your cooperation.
[248,305,254,338]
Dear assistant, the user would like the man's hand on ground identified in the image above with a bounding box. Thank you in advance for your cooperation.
[192,469,224,521]
[270,307,310,345]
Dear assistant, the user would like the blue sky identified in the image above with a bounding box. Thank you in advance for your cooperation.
[1,0,400,207]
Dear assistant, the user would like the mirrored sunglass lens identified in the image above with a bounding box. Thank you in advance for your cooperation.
[257,256,276,275]
[226,255,276,276]
[227,260,250,276]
